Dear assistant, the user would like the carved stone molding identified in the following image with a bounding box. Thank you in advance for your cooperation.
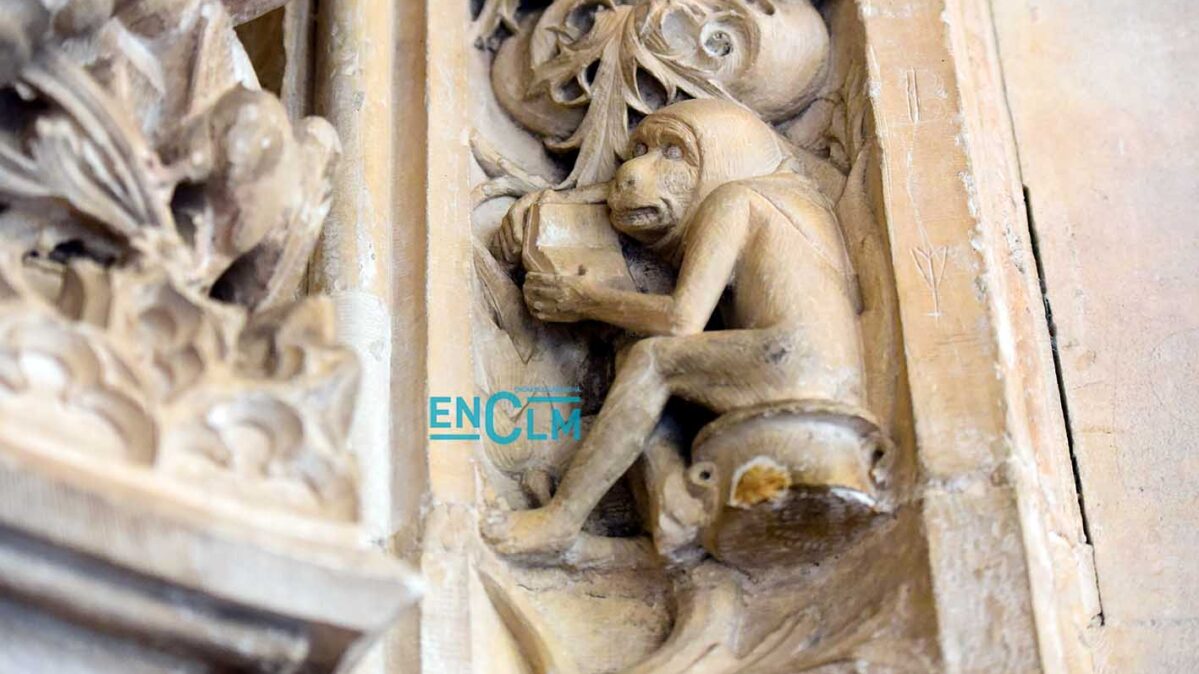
[0,438,419,673]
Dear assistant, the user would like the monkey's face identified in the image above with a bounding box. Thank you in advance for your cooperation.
[607,118,700,245]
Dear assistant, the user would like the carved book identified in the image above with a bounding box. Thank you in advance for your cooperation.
[523,203,636,291]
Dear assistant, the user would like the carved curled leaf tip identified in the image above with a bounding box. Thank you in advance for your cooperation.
[473,0,524,42]
[518,0,761,184]
[470,134,553,206]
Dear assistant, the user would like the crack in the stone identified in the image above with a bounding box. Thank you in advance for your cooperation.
[1022,183,1104,626]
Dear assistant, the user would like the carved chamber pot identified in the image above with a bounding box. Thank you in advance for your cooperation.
[687,399,892,569]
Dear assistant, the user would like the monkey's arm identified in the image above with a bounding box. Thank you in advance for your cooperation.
[528,186,751,336]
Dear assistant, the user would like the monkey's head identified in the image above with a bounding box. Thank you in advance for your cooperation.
[607,113,700,245]
[608,99,793,248]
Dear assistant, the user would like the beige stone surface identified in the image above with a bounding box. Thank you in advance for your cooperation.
[13,0,1187,671]
[992,1,1199,671]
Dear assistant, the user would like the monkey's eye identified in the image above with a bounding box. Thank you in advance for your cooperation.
[633,142,648,157]
[664,144,684,160]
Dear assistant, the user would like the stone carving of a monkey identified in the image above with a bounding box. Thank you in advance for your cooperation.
[485,99,866,558]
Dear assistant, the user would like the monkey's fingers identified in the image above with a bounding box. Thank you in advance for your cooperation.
[529,305,578,323]
[498,216,521,264]
[523,289,565,313]
[524,272,557,286]
[527,300,555,320]
[506,189,549,259]
[524,275,570,297]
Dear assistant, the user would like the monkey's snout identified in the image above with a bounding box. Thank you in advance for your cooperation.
[611,206,662,229]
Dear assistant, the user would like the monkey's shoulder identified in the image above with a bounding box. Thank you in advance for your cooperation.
[700,172,834,216]
[696,174,847,268]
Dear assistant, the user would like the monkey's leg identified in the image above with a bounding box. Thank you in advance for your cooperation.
[482,339,670,557]
[655,328,808,411]
[482,329,805,557]
[639,422,705,560]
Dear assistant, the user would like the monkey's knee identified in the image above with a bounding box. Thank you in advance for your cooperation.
[619,337,661,373]
[612,338,675,400]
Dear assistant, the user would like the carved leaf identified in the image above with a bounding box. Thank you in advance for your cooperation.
[474,0,525,41]
[21,52,177,238]
[0,139,49,199]
[470,132,553,207]
[30,116,147,238]
[161,380,359,520]
[542,14,633,187]
[527,0,754,185]
[0,286,158,465]
[110,271,235,400]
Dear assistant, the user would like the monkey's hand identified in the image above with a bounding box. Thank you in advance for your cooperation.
[494,183,611,266]
[523,272,596,323]
[495,189,549,266]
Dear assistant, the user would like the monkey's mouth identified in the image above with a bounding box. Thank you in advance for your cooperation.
[612,206,663,228]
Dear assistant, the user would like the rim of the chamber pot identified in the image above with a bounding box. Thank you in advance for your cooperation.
[691,398,886,450]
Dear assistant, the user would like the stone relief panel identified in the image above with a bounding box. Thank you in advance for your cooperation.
[467,1,939,671]
[0,0,359,522]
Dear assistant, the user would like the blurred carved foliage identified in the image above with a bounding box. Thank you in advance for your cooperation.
[0,0,358,521]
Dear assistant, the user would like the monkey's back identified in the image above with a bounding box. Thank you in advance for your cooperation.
[719,171,866,405]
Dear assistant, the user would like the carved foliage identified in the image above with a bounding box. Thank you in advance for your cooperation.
[0,0,357,521]
[485,0,828,186]
[536,0,767,185]
[474,0,523,42]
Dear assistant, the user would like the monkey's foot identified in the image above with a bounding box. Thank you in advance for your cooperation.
[481,507,580,559]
